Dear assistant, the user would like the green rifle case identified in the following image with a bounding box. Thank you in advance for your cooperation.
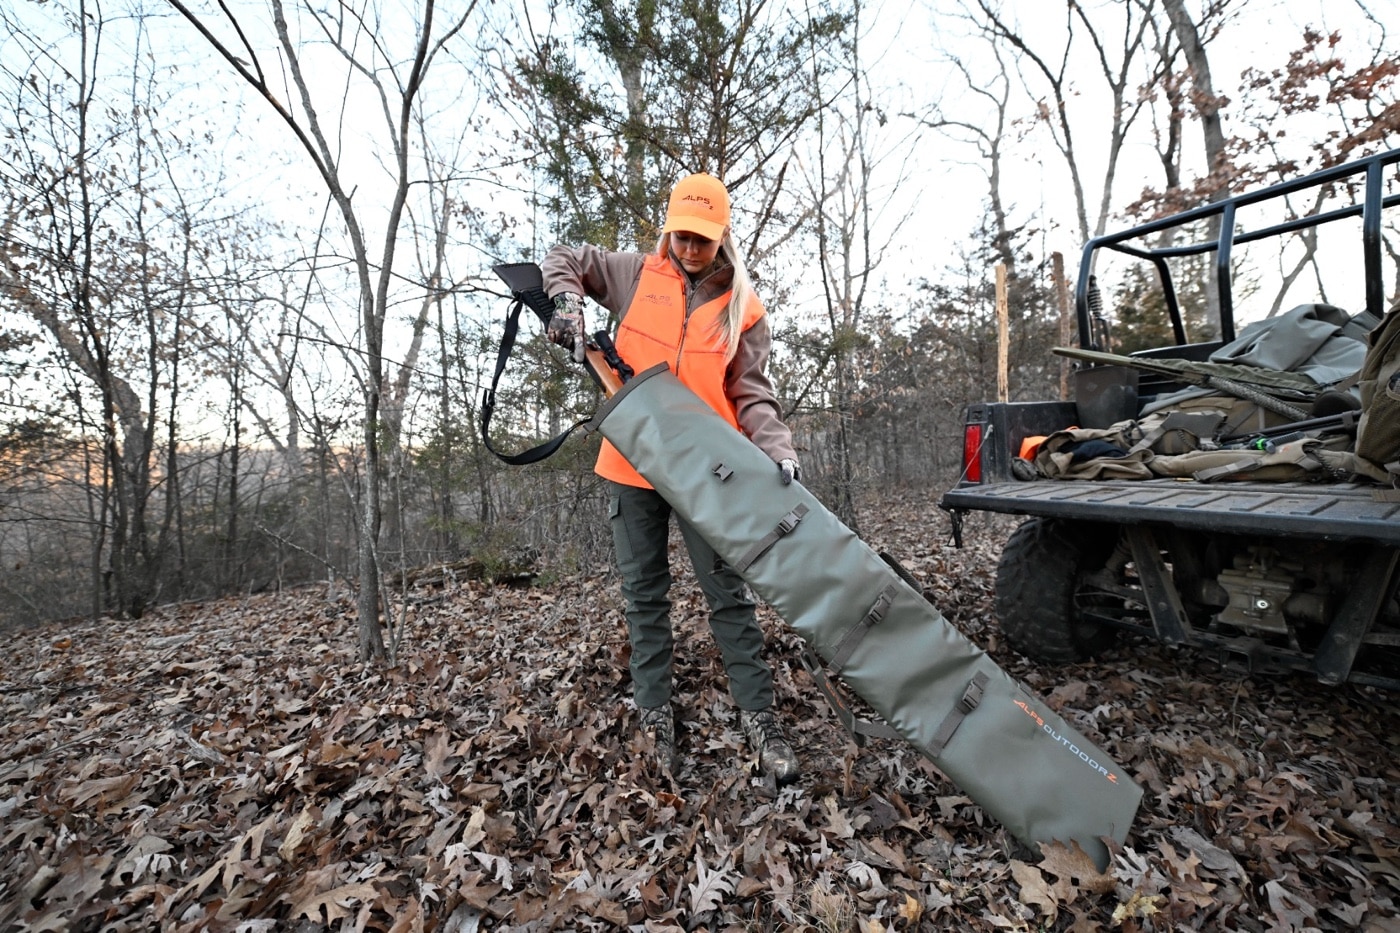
[592,364,1143,868]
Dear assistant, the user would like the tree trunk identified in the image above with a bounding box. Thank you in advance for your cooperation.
[1162,0,1228,328]
[163,0,474,660]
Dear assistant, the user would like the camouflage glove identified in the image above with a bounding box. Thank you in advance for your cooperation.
[778,458,800,485]
[548,293,587,363]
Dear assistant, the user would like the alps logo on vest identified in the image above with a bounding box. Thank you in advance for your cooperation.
[643,292,674,306]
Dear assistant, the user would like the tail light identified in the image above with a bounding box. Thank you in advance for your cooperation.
[961,423,983,484]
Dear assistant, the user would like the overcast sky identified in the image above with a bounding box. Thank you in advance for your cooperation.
[4,0,1393,366]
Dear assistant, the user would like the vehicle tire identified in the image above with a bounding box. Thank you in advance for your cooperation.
[995,517,1121,662]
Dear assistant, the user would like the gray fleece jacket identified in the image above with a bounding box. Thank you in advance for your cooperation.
[541,243,798,464]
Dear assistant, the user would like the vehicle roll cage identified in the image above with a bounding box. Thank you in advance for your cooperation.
[1075,147,1400,349]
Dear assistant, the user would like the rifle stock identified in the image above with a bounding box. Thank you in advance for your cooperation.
[492,261,555,324]
[492,262,626,395]
[583,347,624,396]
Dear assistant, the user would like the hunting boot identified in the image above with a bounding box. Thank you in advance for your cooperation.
[638,705,679,776]
[740,708,799,784]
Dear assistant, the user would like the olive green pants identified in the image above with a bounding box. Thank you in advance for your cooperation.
[608,481,774,711]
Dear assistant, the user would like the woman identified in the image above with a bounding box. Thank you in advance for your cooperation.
[541,172,801,783]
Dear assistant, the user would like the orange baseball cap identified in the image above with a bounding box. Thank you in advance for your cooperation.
[662,173,730,240]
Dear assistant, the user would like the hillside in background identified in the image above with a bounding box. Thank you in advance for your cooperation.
[2,492,1397,931]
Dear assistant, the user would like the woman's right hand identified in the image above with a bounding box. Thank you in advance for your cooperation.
[548,293,587,363]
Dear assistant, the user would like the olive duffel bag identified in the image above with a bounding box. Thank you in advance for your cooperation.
[591,362,1144,870]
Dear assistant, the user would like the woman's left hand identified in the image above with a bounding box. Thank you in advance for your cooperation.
[548,293,587,363]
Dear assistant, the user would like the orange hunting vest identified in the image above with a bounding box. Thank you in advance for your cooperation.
[596,255,764,488]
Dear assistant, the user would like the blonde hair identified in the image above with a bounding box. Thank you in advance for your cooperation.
[658,229,754,362]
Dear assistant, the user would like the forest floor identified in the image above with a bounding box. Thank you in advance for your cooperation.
[2,490,1398,932]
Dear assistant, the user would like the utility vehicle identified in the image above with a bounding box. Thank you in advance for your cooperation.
[938,148,1400,690]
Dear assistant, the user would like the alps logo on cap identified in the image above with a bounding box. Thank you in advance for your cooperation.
[680,194,715,211]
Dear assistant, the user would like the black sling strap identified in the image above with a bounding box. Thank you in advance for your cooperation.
[481,264,592,466]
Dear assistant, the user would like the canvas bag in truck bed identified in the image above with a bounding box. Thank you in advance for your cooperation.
[1353,301,1400,484]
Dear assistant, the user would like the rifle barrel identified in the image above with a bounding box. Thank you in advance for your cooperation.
[1220,411,1356,443]
[1193,373,1312,421]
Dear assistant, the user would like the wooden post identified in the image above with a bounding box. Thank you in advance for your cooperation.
[1052,252,1072,401]
[996,263,1009,403]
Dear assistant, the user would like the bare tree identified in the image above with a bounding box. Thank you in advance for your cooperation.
[1158,0,1231,323]
[378,113,471,578]
[165,0,475,660]
[960,0,1162,245]
[797,4,920,529]
[0,3,217,619]
[912,40,1017,272]
[1161,0,1229,184]
[1130,6,1395,319]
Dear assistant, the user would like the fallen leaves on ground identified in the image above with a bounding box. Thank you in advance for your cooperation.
[2,491,1397,931]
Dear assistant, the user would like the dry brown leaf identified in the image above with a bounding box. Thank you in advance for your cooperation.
[687,853,734,916]
[288,880,380,923]
[1010,859,1062,919]
[1038,840,1116,896]
[114,835,174,884]
[277,806,316,861]
[58,772,138,809]
[897,891,923,923]
[423,728,452,780]
[1111,890,1165,923]
[821,793,856,839]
